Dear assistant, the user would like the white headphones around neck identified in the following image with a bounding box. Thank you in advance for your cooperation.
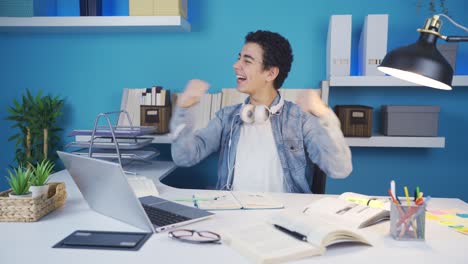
[239,97,285,124]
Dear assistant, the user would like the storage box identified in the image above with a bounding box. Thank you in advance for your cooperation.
[0,182,67,222]
[129,0,153,16]
[154,0,187,18]
[129,0,187,18]
[381,105,440,136]
[0,0,33,17]
[335,105,373,137]
[140,105,171,134]
[437,44,458,71]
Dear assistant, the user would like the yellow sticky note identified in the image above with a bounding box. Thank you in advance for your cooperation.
[455,228,468,235]
[439,221,456,226]
[439,214,456,219]
[426,213,441,221]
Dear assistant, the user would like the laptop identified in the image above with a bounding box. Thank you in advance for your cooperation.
[57,151,214,233]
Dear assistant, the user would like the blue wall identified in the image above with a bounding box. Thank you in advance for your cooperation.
[1,0,467,200]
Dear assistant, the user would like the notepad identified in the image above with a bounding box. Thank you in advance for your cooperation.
[54,230,152,251]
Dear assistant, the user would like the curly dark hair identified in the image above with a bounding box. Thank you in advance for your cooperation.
[245,30,294,89]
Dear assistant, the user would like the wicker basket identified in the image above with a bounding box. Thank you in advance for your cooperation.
[0,182,67,222]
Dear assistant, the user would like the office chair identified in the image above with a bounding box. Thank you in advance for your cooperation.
[311,164,327,194]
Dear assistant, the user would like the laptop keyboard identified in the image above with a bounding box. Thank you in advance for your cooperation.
[141,204,190,227]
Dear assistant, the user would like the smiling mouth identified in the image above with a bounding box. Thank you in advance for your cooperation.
[236,75,247,84]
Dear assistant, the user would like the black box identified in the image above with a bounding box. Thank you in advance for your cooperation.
[335,105,373,137]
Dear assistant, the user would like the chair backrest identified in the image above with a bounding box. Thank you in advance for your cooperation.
[311,164,327,194]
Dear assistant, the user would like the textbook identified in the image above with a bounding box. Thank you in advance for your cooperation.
[303,193,390,229]
[189,191,284,210]
[223,211,372,264]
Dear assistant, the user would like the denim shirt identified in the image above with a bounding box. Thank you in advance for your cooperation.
[170,94,352,193]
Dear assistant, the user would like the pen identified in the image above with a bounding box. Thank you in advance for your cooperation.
[192,194,199,208]
[274,224,307,242]
[391,180,396,199]
[414,186,420,201]
[404,186,411,206]
[174,198,216,202]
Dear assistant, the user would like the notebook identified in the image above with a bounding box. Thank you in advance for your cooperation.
[57,151,213,233]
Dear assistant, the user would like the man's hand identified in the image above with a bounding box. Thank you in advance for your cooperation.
[177,79,210,108]
[296,90,329,117]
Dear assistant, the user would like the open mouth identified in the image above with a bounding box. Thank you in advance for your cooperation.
[236,75,247,85]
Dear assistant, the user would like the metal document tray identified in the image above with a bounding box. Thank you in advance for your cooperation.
[66,137,153,150]
[68,126,157,137]
[71,149,160,161]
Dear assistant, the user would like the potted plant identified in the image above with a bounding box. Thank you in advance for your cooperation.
[6,165,33,198]
[29,159,55,198]
[6,89,64,166]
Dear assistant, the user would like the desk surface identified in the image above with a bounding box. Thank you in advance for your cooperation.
[1,161,467,263]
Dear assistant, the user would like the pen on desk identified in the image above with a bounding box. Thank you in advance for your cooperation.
[192,194,199,208]
[174,197,214,202]
[274,224,307,242]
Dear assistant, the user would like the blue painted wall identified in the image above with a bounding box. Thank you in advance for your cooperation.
[1,0,467,200]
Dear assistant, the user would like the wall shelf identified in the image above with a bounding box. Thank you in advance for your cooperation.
[0,16,190,33]
[318,75,463,148]
[345,135,445,148]
[328,75,468,87]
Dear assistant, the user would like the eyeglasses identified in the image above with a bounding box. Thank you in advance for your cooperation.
[168,229,222,244]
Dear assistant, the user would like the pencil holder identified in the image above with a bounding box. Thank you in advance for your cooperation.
[390,202,426,241]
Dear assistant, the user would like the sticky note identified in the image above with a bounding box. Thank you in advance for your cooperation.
[456,213,468,218]
[425,213,440,221]
[439,221,456,226]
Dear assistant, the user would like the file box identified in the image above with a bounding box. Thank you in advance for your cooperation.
[381,105,440,136]
[140,105,171,134]
[335,105,373,137]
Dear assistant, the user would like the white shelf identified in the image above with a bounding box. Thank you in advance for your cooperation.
[320,76,453,148]
[0,16,190,33]
[76,134,173,144]
[345,135,445,148]
[329,75,468,87]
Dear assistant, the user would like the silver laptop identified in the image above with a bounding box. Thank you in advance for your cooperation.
[57,151,213,233]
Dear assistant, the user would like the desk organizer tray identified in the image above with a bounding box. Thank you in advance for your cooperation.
[65,137,153,150]
[68,126,157,137]
[0,182,67,222]
[71,149,160,160]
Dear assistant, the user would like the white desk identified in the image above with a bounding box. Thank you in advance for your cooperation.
[1,161,467,263]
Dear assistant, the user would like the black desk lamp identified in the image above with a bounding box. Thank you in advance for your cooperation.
[378,14,468,90]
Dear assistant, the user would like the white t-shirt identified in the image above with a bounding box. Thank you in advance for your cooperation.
[232,119,284,192]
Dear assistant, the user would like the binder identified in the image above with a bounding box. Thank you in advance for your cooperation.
[326,15,352,79]
[358,14,388,76]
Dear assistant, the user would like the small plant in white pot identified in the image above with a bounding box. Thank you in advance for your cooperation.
[29,159,54,198]
[6,165,33,198]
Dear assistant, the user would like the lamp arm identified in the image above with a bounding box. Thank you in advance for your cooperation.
[445,36,468,42]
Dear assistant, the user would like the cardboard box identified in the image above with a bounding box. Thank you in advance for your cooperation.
[335,105,373,137]
[154,0,187,18]
[381,105,440,136]
[129,0,154,16]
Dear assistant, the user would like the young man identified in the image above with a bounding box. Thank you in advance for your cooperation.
[170,30,352,193]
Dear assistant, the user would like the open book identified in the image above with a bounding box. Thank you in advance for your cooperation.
[190,191,284,210]
[223,211,372,264]
[303,193,390,229]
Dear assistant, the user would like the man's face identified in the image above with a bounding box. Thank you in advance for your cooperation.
[233,42,271,94]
